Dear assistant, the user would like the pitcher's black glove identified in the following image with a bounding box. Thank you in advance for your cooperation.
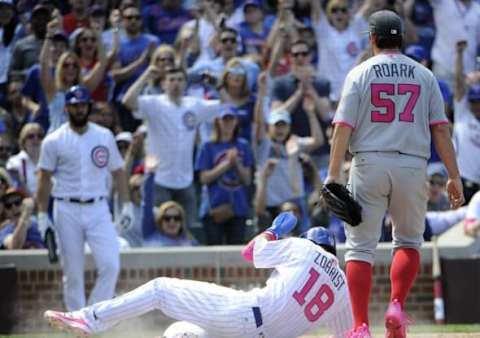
[321,183,362,226]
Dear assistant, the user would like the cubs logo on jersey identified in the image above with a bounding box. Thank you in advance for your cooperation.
[91,145,109,168]
[182,111,196,130]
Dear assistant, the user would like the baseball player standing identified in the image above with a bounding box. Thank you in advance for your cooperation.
[44,212,353,338]
[326,10,464,338]
[36,85,133,311]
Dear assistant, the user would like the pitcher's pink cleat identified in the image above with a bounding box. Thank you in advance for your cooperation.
[384,299,412,338]
[346,323,372,338]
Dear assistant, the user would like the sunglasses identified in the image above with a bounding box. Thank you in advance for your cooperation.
[81,36,96,43]
[124,15,141,21]
[63,62,78,69]
[26,133,44,141]
[4,199,22,209]
[292,51,309,58]
[331,7,348,14]
[221,37,236,44]
[162,215,181,222]
[429,180,445,187]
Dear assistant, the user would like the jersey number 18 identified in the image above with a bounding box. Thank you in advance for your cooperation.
[292,267,335,322]
[370,83,420,123]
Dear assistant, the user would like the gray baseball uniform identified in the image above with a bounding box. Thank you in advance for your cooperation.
[333,52,448,263]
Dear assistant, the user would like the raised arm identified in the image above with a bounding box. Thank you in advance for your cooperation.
[122,65,160,112]
[455,40,467,101]
[254,159,277,216]
[40,20,60,102]
[253,72,267,143]
[299,95,325,152]
[110,42,155,84]
[82,31,109,93]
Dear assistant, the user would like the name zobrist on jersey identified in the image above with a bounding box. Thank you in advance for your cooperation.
[313,251,346,291]
[372,63,416,79]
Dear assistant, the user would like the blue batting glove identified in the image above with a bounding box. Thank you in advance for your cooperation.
[266,212,297,238]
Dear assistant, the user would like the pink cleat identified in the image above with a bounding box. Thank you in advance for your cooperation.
[346,323,372,338]
[44,310,92,337]
[384,299,412,338]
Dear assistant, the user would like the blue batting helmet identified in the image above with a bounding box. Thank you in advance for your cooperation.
[65,85,92,105]
[300,227,336,256]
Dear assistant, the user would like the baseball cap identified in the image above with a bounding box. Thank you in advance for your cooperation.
[467,83,480,102]
[268,109,291,125]
[427,163,447,179]
[405,44,427,62]
[115,132,133,143]
[219,105,237,119]
[368,10,404,38]
[243,0,261,12]
[65,85,92,105]
[90,5,107,17]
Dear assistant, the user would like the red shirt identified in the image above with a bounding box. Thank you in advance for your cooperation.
[63,12,89,35]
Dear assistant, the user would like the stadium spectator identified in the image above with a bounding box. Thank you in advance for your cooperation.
[0,188,43,249]
[9,4,50,76]
[427,164,450,211]
[6,122,44,197]
[0,134,13,167]
[40,17,108,134]
[63,0,91,35]
[142,172,197,247]
[3,78,35,144]
[254,75,324,234]
[270,39,331,169]
[196,105,254,245]
[117,173,144,248]
[454,41,480,204]
[0,0,19,104]
[88,101,120,133]
[123,67,221,229]
[238,0,274,56]
[110,4,159,132]
[142,0,193,45]
[142,44,176,95]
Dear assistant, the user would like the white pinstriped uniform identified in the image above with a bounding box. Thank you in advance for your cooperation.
[78,237,352,338]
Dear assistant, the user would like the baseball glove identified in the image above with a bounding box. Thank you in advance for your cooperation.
[321,183,363,226]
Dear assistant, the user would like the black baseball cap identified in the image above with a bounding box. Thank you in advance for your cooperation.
[368,10,403,38]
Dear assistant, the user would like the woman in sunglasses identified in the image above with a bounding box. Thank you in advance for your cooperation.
[142,171,197,247]
[0,188,43,249]
[40,15,108,134]
[6,123,44,197]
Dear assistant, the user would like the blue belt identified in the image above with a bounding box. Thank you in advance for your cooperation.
[252,306,263,328]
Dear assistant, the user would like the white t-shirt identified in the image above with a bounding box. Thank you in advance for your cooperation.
[38,122,123,198]
[6,150,38,195]
[135,94,221,189]
[315,12,366,101]
[251,237,352,338]
[465,191,480,225]
[334,53,447,160]
[453,98,480,183]
[431,0,480,74]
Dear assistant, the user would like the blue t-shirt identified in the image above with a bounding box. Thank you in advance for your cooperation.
[114,34,160,102]
[232,96,255,143]
[22,64,50,131]
[195,139,254,218]
[142,4,192,44]
[237,16,275,55]
[0,221,44,249]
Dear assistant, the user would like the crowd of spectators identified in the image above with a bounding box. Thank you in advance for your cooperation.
[0,0,479,250]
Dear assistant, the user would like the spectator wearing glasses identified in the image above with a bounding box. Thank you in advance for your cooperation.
[0,188,43,249]
[123,67,221,229]
[142,171,197,247]
[111,4,159,132]
[6,123,44,196]
[88,102,120,133]
[40,16,108,134]
[270,40,331,170]
[115,131,132,159]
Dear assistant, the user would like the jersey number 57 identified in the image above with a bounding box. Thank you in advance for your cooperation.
[292,267,335,322]
[371,83,420,123]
